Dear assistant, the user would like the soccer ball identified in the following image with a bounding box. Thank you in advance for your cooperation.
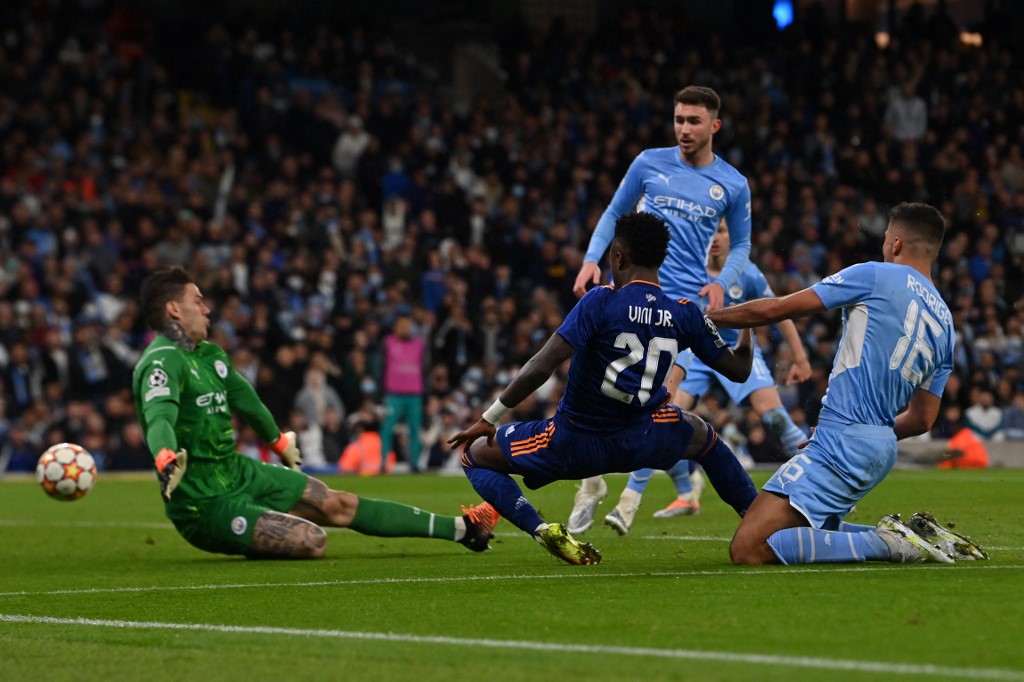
[36,443,97,501]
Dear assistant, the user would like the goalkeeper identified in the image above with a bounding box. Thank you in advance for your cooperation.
[131,266,498,559]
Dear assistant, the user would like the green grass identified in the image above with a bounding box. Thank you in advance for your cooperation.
[1,469,1022,681]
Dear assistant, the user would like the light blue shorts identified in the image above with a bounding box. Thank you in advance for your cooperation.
[762,419,897,530]
[675,348,695,373]
[679,346,774,405]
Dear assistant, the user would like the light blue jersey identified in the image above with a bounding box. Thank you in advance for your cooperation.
[718,262,774,345]
[810,262,955,428]
[764,261,956,533]
[680,262,776,405]
[585,147,752,301]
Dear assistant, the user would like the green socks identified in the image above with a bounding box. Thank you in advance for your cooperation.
[349,497,457,540]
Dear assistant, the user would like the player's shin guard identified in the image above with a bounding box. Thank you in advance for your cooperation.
[349,497,456,539]
[762,407,808,458]
[694,428,757,516]
[463,463,544,535]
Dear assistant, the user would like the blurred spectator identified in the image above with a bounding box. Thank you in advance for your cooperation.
[884,80,928,144]
[3,341,43,419]
[288,408,329,473]
[67,317,127,404]
[321,405,348,464]
[110,422,152,470]
[332,116,371,179]
[380,313,426,472]
[964,387,1005,441]
[0,424,38,473]
[1003,393,1024,440]
[339,410,394,475]
[420,399,461,471]
[294,365,346,432]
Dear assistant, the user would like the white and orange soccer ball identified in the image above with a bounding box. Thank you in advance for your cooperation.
[36,443,97,501]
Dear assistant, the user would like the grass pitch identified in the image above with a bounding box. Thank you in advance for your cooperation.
[1,468,1022,681]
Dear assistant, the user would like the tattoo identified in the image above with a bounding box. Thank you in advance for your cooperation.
[247,510,326,559]
[289,478,331,525]
[162,319,196,351]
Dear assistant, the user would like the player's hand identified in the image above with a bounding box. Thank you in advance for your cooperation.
[786,357,812,384]
[573,261,601,298]
[797,427,816,449]
[448,419,497,453]
[699,282,726,311]
[271,431,303,471]
[155,448,187,501]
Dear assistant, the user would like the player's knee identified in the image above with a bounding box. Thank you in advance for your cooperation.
[729,537,754,565]
[460,447,477,471]
[729,535,773,565]
[325,491,358,527]
[681,413,711,459]
[460,444,510,474]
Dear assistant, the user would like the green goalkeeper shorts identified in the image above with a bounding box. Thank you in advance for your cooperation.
[165,456,309,555]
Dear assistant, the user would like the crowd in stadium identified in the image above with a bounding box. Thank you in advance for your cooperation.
[1,1,1022,474]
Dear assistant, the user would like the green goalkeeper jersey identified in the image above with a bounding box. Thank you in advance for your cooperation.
[132,335,281,499]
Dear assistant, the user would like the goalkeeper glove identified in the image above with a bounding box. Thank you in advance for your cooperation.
[270,431,303,471]
[155,448,187,501]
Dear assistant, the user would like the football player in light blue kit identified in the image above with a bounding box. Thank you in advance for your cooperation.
[448,212,758,565]
[569,86,753,533]
[604,220,812,533]
[711,202,987,564]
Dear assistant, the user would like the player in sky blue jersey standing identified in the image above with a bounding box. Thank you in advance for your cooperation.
[570,85,754,532]
[709,202,987,565]
[448,212,758,565]
[603,220,813,534]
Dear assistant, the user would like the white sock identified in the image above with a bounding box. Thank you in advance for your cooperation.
[454,517,466,541]
[618,488,642,510]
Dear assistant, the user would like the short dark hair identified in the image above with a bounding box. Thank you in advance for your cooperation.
[615,212,669,269]
[889,202,946,251]
[140,266,194,331]
[675,85,721,117]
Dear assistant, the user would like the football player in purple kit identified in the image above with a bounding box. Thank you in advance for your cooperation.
[448,212,757,565]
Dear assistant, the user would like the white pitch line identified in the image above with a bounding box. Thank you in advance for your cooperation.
[0,564,1020,599]
[0,614,1020,680]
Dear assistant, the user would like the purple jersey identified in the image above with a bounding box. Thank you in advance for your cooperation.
[555,280,727,432]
